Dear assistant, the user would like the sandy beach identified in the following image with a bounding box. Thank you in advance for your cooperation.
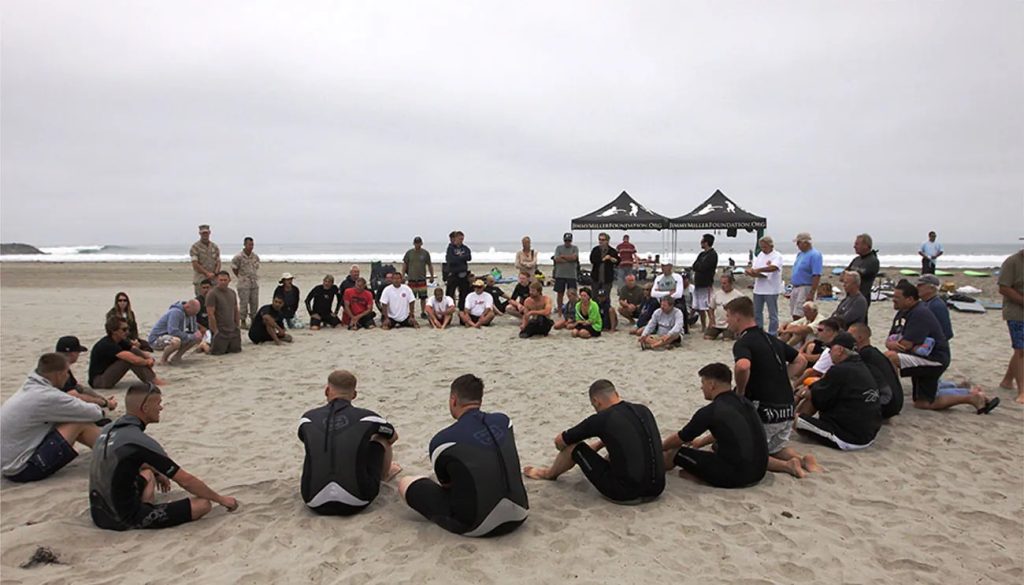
[1,261,1021,585]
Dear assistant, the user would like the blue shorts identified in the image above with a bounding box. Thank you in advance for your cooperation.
[1009,320,1024,350]
[554,278,577,293]
[6,429,77,483]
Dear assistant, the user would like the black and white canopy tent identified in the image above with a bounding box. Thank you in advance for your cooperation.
[570,190,672,255]
[668,189,767,264]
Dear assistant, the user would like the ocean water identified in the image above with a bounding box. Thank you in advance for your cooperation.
[1,241,1018,269]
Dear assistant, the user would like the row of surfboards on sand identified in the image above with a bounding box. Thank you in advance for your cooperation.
[829,267,995,278]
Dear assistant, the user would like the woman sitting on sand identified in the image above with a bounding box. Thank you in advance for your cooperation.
[105,292,153,352]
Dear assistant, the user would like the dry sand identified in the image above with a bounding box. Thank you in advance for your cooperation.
[1,262,1021,585]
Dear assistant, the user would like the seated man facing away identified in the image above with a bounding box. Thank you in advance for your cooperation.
[426,287,457,329]
[380,272,420,330]
[794,333,882,450]
[778,301,824,347]
[849,323,904,419]
[90,384,239,530]
[305,275,341,330]
[552,289,580,331]
[342,277,377,330]
[661,363,768,488]
[90,316,166,390]
[519,281,553,338]
[1,353,108,482]
[571,287,604,339]
[639,296,684,350]
[147,299,202,365]
[831,271,868,328]
[461,279,496,328]
[56,336,118,410]
[249,296,294,345]
[631,283,661,335]
[298,370,401,515]
[524,380,665,504]
[704,274,743,341]
[398,374,529,537]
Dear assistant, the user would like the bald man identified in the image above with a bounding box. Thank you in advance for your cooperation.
[90,384,238,530]
[148,299,203,365]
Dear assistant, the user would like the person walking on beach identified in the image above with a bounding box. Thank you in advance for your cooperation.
[919,231,943,275]
[403,236,434,318]
[744,236,784,336]
[998,249,1024,403]
[445,231,472,310]
[846,233,879,314]
[206,271,242,355]
[231,237,261,329]
[190,224,221,297]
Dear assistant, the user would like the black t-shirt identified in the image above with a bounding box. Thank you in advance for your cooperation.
[195,294,209,328]
[249,304,285,343]
[305,285,339,317]
[810,356,882,445]
[562,401,663,488]
[62,370,79,392]
[485,285,507,309]
[846,251,880,300]
[678,392,768,469]
[732,326,800,408]
[272,285,301,318]
[858,345,903,409]
[589,246,619,284]
[510,283,529,303]
[692,248,719,287]
[88,336,132,387]
[889,302,950,366]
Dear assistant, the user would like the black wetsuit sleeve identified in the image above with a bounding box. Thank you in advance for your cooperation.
[374,421,396,440]
[138,447,180,479]
[562,413,600,445]
[304,289,317,313]
[678,404,714,443]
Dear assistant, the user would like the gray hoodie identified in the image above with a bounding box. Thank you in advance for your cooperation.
[1,372,104,476]
[147,301,198,346]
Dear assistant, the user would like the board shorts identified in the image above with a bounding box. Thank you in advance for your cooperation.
[408,280,428,298]
[1009,320,1024,350]
[895,353,943,369]
[795,415,874,451]
[673,447,763,489]
[5,428,78,483]
[574,323,601,337]
[466,313,491,325]
[571,443,656,503]
[150,334,177,350]
[789,285,813,316]
[132,497,193,530]
[692,287,712,311]
[762,421,792,455]
[554,278,577,293]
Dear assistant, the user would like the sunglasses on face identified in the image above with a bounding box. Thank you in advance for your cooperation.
[140,383,160,410]
[118,326,130,331]
[117,299,128,303]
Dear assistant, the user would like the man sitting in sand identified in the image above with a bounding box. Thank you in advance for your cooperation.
[631,283,661,334]
[617,274,645,323]
[380,272,420,330]
[505,272,531,317]
[831,272,868,328]
[794,333,882,451]
[425,287,457,329]
[798,317,843,372]
[398,374,529,537]
[524,379,665,504]
[638,296,684,350]
[147,299,202,364]
[553,289,580,331]
[1,353,108,482]
[725,297,821,479]
[342,277,377,330]
[461,279,496,328]
[90,316,165,389]
[249,297,294,345]
[90,383,239,530]
[849,323,904,419]
[483,274,510,316]
[519,281,553,338]
[305,275,341,330]
[704,274,744,341]
[778,301,824,347]
[661,363,768,488]
[56,336,117,410]
[298,370,401,515]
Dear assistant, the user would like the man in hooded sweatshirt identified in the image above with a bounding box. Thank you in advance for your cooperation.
[147,299,203,365]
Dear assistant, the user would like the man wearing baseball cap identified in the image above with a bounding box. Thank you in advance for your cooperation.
[460,279,496,328]
[55,336,118,411]
[793,332,882,451]
[916,274,953,341]
[552,233,579,311]
[790,233,823,321]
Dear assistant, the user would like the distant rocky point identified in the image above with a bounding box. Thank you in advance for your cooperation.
[0,243,45,255]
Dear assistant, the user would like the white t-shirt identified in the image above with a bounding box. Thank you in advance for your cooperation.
[463,291,494,317]
[813,348,834,375]
[380,284,414,320]
[428,295,455,315]
[709,288,745,328]
[753,250,785,295]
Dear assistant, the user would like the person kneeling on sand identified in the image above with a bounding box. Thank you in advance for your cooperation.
[398,375,529,537]
[524,380,665,504]
[571,288,604,339]
[298,370,401,515]
[519,281,553,338]
[89,383,239,530]
[249,296,294,345]
[1,353,109,482]
[426,287,457,329]
[639,296,684,350]
[460,279,496,328]
[794,333,882,451]
[90,316,167,389]
[661,363,768,488]
[147,300,203,365]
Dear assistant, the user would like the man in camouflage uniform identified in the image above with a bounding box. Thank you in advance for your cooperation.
[190,225,221,296]
[231,237,261,329]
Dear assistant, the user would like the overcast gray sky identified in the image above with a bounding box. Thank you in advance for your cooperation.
[2,1,1021,246]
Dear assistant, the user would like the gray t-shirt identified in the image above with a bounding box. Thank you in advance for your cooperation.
[402,248,432,281]
[553,244,579,279]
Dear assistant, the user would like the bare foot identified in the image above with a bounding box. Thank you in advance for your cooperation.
[785,458,807,479]
[802,454,825,473]
[522,466,552,480]
[969,385,983,395]
[383,463,402,481]
[153,378,169,386]
[1016,392,1024,405]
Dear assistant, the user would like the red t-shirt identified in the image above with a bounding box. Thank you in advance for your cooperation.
[342,287,374,324]
[617,242,637,266]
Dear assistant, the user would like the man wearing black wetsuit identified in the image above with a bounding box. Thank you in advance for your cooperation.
[305,275,341,330]
[662,363,767,488]
[89,383,238,530]
[399,374,528,537]
[298,370,400,515]
[849,323,903,419]
[524,380,664,503]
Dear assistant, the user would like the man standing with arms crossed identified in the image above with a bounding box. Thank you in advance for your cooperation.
[231,236,261,329]
[190,224,221,297]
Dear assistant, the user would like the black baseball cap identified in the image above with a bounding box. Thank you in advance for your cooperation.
[56,336,88,353]
[563,232,573,241]
[826,332,856,350]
